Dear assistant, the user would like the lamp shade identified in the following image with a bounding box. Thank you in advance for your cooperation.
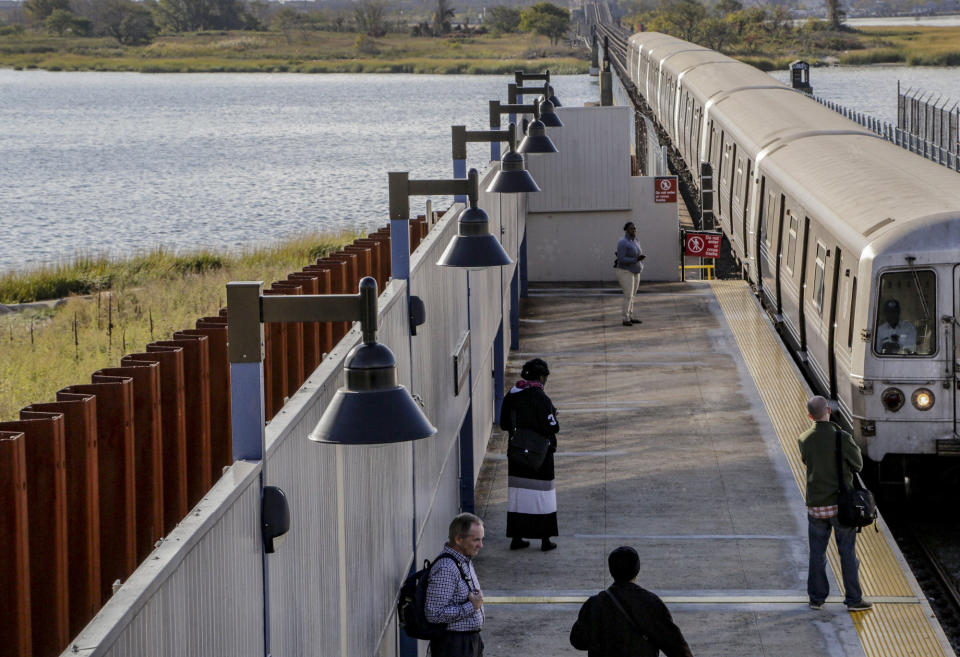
[309,341,436,444]
[547,85,561,107]
[487,150,540,193]
[517,119,558,154]
[539,99,563,127]
[437,206,513,268]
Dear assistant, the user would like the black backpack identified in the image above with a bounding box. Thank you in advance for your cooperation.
[398,554,470,640]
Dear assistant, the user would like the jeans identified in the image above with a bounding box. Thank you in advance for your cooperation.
[615,268,642,321]
[808,514,863,605]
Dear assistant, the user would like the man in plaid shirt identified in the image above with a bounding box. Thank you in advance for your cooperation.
[425,513,485,657]
[798,395,873,612]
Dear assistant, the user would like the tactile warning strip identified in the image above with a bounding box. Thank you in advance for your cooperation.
[711,280,952,657]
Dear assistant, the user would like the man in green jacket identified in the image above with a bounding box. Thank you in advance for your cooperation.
[797,395,873,612]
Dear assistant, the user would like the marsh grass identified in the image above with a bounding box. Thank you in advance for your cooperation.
[0,231,360,420]
[0,30,589,73]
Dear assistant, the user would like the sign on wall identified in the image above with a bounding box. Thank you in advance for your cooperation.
[683,231,722,258]
[654,177,677,203]
[453,331,471,395]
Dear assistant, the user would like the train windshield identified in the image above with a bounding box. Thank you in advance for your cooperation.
[874,270,937,356]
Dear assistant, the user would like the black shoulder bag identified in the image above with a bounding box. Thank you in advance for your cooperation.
[602,588,653,645]
[835,431,878,532]
[506,408,550,470]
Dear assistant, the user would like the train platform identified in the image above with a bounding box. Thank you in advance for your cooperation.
[472,280,953,657]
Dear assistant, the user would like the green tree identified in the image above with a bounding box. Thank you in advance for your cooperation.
[354,0,387,36]
[45,7,92,34]
[432,0,454,35]
[486,5,521,33]
[93,0,155,43]
[519,2,569,45]
[154,0,244,32]
[713,0,741,17]
[25,0,71,22]
[825,0,844,29]
[696,16,732,49]
[646,0,705,41]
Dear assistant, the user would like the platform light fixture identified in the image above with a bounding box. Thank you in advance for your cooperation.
[227,277,436,447]
[451,122,540,194]
[389,168,513,269]
[518,100,560,154]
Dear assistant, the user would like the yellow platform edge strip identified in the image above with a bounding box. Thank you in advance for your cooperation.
[709,280,953,657]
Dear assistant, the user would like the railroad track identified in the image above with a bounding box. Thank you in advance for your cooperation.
[881,499,960,652]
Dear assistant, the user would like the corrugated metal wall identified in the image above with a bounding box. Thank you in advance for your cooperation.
[527,107,633,213]
[68,461,264,657]
[63,166,518,657]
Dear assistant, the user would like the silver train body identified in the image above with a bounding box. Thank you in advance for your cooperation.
[627,32,960,464]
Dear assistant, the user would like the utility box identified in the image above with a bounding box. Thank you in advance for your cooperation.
[789,60,812,93]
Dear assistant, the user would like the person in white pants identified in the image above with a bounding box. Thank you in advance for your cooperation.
[615,222,645,326]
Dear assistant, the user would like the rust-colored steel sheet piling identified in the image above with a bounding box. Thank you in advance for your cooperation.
[124,347,187,535]
[95,362,164,563]
[0,413,69,657]
[353,240,383,287]
[64,376,137,603]
[327,251,358,290]
[183,323,232,481]
[263,311,288,421]
[307,261,344,346]
[24,393,101,635]
[153,336,211,509]
[268,283,306,395]
[286,273,322,373]
[373,228,392,278]
[0,431,32,657]
[344,244,373,282]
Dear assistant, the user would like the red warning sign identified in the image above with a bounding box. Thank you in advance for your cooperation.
[654,176,677,203]
[684,231,722,258]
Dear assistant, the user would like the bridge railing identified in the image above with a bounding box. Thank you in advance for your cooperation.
[809,93,960,173]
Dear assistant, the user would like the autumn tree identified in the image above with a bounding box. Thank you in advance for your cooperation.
[519,2,570,45]
[354,0,387,36]
[486,5,521,33]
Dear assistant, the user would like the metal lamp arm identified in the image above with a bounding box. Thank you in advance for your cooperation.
[388,169,480,220]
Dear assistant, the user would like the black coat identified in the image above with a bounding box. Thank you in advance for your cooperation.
[570,582,693,657]
[498,386,559,480]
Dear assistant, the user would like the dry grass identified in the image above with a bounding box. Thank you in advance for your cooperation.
[0,30,589,73]
[0,231,360,421]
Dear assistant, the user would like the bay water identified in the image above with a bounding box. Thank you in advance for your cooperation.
[1,66,958,275]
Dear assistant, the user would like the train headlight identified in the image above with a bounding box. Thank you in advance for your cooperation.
[912,388,935,411]
[881,387,905,412]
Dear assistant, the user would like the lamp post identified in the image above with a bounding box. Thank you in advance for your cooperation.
[227,276,435,657]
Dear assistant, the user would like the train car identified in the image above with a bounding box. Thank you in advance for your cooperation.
[627,31,960,481]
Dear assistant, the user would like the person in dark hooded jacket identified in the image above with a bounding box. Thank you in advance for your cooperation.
[570,546,693,657]
[498,358,560,551]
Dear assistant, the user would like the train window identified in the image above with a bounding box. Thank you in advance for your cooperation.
[813,243,826,315]
[873,270,937,357]
[764,191,777,248]
[785,213,799,273]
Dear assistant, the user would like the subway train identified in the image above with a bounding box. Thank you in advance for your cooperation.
[626,31,960,480]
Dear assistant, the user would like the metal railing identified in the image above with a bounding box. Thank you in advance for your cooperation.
[898,84,959,156]
[808,92,960,173]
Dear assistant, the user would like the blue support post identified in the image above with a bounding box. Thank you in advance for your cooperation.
[459,405,475,513]
[491,139,501,162]
[493,322,505,425]
[230,362,266,461]
[453,158,467,204]
[510,265,520,350]
[519,230,529,297]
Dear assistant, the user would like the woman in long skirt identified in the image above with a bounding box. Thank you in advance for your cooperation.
[499,357,559,551]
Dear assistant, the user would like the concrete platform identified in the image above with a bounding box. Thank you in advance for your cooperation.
[471,281,949,657]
